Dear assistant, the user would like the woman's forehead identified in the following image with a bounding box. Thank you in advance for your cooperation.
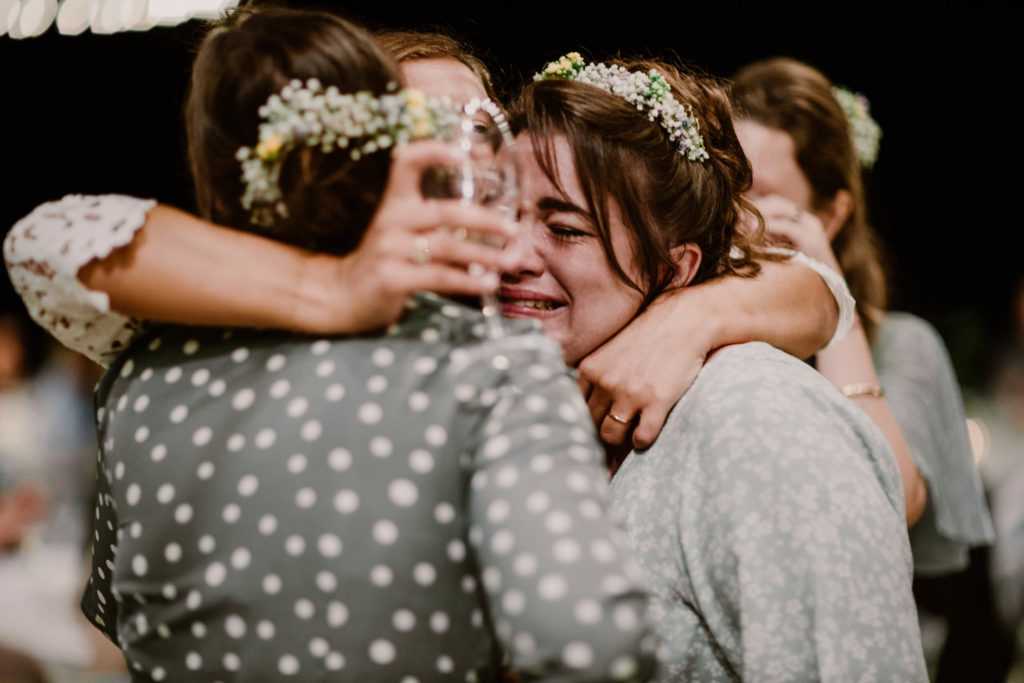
[400,58,487,105]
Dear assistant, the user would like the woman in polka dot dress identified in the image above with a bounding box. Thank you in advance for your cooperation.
[78,8,659,682]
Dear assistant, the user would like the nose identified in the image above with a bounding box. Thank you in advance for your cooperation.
[500,220,545,281]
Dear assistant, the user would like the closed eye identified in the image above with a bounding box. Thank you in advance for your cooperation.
[547,223,587,240]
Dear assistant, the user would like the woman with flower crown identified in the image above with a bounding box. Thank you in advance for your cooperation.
[730,56,996,679]
[502,52,927,680]
[61,8,664,680]
[6,20,921,679]
[3,33,853,444]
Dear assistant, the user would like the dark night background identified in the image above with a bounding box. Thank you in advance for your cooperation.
[2,0,1021,393]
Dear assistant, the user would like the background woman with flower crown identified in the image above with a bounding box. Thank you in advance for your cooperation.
[66,7,665,680]
[730,56,999,681]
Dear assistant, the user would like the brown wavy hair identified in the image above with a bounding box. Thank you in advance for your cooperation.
[513,58,777,309]
[375,29,497,101]
[731,57,888,341]
[185,7,401,255]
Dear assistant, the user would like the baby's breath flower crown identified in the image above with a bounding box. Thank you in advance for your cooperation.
[533,52,709,163]
[832,86,882,169]
[236,78,461,227]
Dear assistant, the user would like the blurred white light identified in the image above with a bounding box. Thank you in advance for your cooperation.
[0,0,20,35]
[189,0,233,19]
[146,0,190,24]
[967,417,988,463]
[56,0,91,34]
[18,0,56,36]
[100,0,131,32]
[90,0,116,32]
[6,0,234,35]
[122,0,148,30]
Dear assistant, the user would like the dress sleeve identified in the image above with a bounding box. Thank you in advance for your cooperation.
[762,246,856,349]
[462,333,660,681]
[874,313,995,574]
[3,195,154,367]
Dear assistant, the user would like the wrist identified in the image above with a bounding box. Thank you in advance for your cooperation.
[288,253,347,333]
[652,287,724,355]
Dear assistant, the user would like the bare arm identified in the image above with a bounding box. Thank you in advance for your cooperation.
[7,142,510,365]
[579,256,840,449]
[815,319,926,525]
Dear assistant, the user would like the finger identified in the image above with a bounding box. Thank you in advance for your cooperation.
[386,140,468,196]
[632,404,671,450]
[420,231,509,272]
[575,373,594,402]
[599,405,636,446]
[411,202,515,243]
[405,263,500,297]
[585,384,614,429]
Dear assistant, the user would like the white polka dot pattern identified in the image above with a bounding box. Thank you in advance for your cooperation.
[83,293,657,679]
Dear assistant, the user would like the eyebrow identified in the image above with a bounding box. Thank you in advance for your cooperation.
[536,196,591,218]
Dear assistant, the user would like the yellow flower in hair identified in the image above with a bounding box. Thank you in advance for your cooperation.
[256,132,283,161]
[406,88,425,109]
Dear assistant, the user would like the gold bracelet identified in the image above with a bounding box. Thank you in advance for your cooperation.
[841,383,884,398]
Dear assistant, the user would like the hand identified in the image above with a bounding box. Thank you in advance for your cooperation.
[576,289,712,450]
[753,195,840,271]
[300,140,516,333]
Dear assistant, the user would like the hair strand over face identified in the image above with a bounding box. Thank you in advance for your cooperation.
[512,57,780,310]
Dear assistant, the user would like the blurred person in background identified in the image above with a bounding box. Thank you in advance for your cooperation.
[730,56,1002,682]
[973,274,1024,676]
[1,280,125,681]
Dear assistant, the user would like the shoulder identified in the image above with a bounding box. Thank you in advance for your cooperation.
[650,342,892,476]
[878,312,946,350]
[687,341,830,406]
[874,312,957,380]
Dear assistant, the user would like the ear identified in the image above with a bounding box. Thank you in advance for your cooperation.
[669,242,702,288]
[819,189,853,240]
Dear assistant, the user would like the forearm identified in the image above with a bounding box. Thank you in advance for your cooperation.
[78,205,340,332]
[815,320,928,526]
[680,257,838,359]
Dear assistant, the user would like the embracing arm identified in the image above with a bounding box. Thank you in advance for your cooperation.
[4,142,509,366]
[815,319,927,526]
[579,254,846,448]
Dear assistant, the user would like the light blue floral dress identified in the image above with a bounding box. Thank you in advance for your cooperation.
[610,342,928,681]
[872,312,994,575]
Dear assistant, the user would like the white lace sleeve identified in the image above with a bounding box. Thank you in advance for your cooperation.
[3,194,156,367]
[763,246,856,349]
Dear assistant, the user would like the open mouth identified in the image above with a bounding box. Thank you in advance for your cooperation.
[500,298,558,311]
[498,288,564,316]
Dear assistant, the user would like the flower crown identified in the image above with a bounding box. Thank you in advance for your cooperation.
[832,86,882,169]
[236,79,461,227]
[533,52,709,163]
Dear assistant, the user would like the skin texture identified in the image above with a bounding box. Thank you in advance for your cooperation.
[500,134,699,367]
[401,58,488,104]
[736,118,926,526]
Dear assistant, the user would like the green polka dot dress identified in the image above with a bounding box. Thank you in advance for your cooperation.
[83,294,659,681]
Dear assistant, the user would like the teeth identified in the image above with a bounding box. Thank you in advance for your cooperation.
[503,298,556,311]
